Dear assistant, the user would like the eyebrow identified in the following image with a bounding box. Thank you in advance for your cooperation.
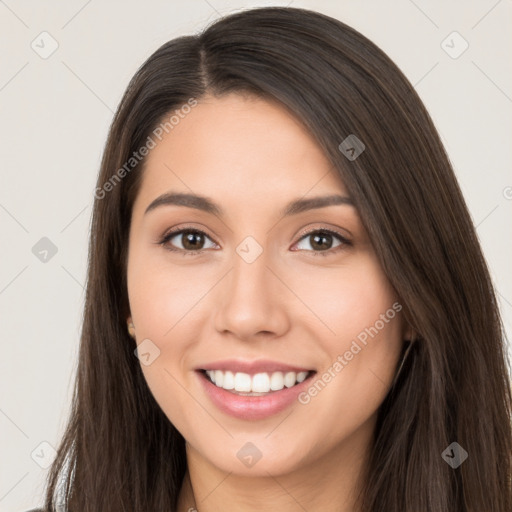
[144,192,354,218]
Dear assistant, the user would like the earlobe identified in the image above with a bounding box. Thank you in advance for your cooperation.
[126,317,136,339]
[404,325,415,342]
[398,303,415,342]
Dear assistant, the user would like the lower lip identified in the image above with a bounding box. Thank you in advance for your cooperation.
[197,370,314,421]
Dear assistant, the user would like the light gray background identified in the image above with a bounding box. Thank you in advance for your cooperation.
[1,1,511,510]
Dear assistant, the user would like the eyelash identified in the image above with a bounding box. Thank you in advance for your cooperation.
[156,225,352,257]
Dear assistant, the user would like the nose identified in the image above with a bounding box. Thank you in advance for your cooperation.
[213,244,291,341]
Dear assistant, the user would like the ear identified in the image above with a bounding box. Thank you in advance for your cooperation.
[126,316,136,339]
[403,323,415,341]
[399,303,416,341]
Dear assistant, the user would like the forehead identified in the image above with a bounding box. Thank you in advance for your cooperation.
[134,93,347,213]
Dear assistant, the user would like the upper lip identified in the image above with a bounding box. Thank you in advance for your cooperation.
[197,359,314,375]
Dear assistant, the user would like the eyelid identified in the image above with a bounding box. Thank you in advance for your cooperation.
[160,222,218,239]
[293,225,351,245]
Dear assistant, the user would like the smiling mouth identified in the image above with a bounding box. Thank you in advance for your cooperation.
[199,369,316,396]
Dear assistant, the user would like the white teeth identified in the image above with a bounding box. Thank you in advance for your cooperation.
[284,372,296,388]
[252,373,270,392]
[214,370,224,388]
[270,371,284,390]
[234,372,252,392]
[222,370,235,390]
[296,371,308,383]
[204,369,310,393]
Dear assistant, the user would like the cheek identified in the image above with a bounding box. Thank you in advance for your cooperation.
[127,249,218,428]
[289,254,401,344]
[127,245,214,342]
[290,255,403,408]
[128,270,201,381]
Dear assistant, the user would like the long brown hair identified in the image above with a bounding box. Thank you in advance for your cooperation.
[42,7,512,511]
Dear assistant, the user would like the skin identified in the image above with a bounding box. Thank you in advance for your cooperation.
[126,93,410,512]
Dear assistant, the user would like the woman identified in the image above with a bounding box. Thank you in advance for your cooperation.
[36,6,511,512]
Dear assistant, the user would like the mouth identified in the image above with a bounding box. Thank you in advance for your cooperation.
[199,369,314,396]
[195,361,316,420]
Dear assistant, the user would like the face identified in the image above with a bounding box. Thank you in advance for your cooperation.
[126,93,407,477]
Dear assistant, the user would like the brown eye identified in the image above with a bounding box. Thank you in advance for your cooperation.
[293,229,351,256]
[160,229,217,253]
[309,232,335,251]
[180,231,206,251]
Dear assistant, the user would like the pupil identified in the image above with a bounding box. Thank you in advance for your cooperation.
[311,233,332,250]
[183,231,203,250]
